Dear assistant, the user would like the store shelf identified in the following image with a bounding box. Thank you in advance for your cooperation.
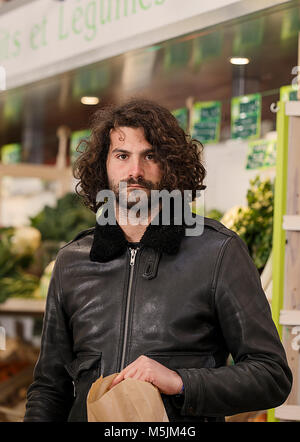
[283,215,300,231]
[0,298,45,315]
[275,405,300,421]
[279,309,300,326]
[0,163,71,181]
[285,101,300,117]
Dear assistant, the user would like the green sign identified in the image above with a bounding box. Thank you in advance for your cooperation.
[280,84,299,102]
[231,93,261,140]
[191,101,221,144]
[1,143,22,164]
[172,108,188,132]
[70,129,90,164]
[246,139,277,170]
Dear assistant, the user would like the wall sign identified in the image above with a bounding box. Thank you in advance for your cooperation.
[191,101,222,144]
[0,143,21,164]
[280,84,299,102]
[245,139,277,170]
[0,0,243,90]
[172,107,188,132]
[231,93,261,140]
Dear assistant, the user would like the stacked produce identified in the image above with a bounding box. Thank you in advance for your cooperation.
[0,337,40,422]
[0,227,41,303]
[30,192,95,243]
[221,176,274,272]
[0,193,95,304]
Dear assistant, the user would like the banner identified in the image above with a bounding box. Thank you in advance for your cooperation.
[0,0,241,89]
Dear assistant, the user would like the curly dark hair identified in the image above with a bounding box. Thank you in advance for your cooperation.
[73,98,206,213]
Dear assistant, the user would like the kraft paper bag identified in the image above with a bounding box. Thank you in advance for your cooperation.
[86,373,169,422]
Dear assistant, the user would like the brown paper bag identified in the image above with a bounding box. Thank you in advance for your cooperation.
[86,373,169,422]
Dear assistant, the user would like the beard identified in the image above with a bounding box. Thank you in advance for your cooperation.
[108,177,162,211]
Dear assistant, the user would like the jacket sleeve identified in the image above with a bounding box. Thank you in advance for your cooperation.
[176,234,293,418]
[24,253,74,421]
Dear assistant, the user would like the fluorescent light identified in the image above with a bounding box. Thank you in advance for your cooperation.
[81,96,99,105]
[230,57,250,65]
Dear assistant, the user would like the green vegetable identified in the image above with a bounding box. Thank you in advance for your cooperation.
[0,273,39,303]
[221,176,274,272]
[30,193,95,243]
[0,228,40,303]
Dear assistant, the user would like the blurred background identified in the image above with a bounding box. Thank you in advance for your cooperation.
[0,0,299,422]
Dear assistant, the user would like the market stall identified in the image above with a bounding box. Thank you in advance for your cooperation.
[0,0,300,422]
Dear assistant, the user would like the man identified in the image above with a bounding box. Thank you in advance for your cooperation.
[24,98,292,422]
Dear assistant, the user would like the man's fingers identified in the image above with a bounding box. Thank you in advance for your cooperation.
[123,367,138,379]
[109,366,138,389]
[109,378,119,390]
[131,371,143,381]
[108,356,182,395]
[109,372,125,389]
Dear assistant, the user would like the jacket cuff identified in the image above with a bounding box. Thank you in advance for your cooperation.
[172,368,205,416]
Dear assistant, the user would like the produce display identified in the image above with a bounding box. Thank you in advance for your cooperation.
[0,227,41,303]
[0,193,95,304]
[0,337,40,422]
[0,182,272,305]
[221,176,274,272]
[30,192,95,243]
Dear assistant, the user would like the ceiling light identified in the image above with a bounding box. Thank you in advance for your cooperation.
[81,96,99,105]
[230,57,250,65]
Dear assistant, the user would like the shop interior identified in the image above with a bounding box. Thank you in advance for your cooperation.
[0,0,299,421]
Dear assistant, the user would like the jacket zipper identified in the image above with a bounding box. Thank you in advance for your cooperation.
[120,247,139,371]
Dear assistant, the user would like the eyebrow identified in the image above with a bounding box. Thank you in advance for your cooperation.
[110,147,154,155]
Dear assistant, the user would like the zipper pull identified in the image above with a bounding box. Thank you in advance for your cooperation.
[129,248,138,266]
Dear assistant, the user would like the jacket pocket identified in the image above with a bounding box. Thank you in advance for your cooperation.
[145,351,215,422]
[145,351,215,370]
[64,353,102,422]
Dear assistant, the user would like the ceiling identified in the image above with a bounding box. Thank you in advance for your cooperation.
[0,0,299,163]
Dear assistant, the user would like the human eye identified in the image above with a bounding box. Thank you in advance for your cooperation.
[145,152,155,160]
[117,153,128,160]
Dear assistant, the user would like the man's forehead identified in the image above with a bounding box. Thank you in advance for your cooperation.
[108,126,151,150]
[109,126,145,138]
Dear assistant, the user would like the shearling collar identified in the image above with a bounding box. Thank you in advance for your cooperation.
[90,203,189,263]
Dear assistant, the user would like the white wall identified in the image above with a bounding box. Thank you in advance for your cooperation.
[203,138,276,214]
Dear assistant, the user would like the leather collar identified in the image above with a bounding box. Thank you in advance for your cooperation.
[90,204,188,263]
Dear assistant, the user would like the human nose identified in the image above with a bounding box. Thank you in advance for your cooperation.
[128,157,144,179]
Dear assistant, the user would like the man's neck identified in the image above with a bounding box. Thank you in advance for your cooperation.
[115,204,160,243]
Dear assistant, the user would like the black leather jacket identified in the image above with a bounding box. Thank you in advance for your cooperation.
[24,214,292,422]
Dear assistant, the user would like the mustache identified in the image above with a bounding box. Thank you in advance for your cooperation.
[125,177,156,190]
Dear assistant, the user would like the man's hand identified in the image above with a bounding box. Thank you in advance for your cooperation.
[109,355,183,395]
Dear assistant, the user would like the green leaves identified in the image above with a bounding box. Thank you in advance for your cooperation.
[231,176,274,272]
[29,193,95,243]
[0,228,40,303]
